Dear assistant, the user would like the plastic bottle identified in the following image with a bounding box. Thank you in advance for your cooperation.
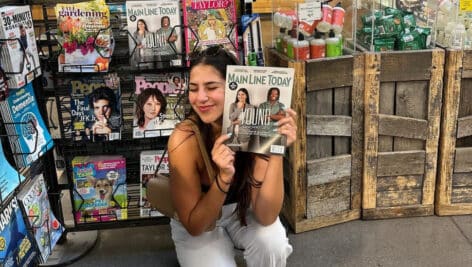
[331,2,345,34]
[286,32,298,59]
[336,32,343,55]
[275,28,286,53]
[310,31,325,59]
[282,29,293,55]
[326,30,341,57]
[316,4,332,33]
[293,34,310,60]
[450,23,466,49]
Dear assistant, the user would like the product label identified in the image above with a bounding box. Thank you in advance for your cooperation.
[460,0,472,11]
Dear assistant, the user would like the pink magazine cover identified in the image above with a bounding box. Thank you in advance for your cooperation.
[182,0,238,58]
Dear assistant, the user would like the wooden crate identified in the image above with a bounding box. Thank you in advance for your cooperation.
[267,49,364,233]
[363,49,445,219]
[436,49,472,215]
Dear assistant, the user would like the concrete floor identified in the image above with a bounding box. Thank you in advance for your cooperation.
[59,214,472,267]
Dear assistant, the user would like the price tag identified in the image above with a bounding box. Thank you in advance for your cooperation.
[461,0,472,11]
[270,145,285,155]
[298,0,322,23]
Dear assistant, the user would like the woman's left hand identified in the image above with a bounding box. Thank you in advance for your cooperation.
[277,108,297,147]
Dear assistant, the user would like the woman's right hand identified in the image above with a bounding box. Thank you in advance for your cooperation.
[211,134,235,181]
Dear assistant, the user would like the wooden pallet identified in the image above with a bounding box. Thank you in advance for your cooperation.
[436,49,472,215]
[362,49,445,219]
[267,49,364,233]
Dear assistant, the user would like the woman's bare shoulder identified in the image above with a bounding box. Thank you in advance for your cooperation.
[168,123,197,155]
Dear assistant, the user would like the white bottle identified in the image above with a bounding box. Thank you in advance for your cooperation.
[451,23,466,49]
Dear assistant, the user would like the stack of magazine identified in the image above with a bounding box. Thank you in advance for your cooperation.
[0,138,25,201]
[17,174,65,263]
[0,5,42,88]
[0,83,54,168]
[0,196,37,267]
[139,150,169,217]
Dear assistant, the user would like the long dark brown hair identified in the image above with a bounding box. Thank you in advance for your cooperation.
[135,88,167,127]
[185,46,261,225]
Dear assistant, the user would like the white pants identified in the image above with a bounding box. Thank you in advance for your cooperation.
[170,203,293,267]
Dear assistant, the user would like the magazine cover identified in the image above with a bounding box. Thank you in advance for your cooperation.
[126,0,182,68]
[132,73,185,138]
[18,174,65,263]
[0,197,37,267]
[222,65,294,155]
[55,0,112,72]
[0,83,54,168]
[140,150,169,217]
[182,0,238,56]
[72,155,127,224]
[0,138,25,202]
[70,73,121,142]
[0,5,42,89]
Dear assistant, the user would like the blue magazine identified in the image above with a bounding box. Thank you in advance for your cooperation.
[0,197,37,267]
[0,83,54,167]
[0,138,25,201]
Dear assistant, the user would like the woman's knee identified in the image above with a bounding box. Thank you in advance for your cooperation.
[244,219,292,265]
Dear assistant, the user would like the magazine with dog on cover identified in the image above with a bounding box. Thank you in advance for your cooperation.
[72,155,127,224]
[222,65,294,155]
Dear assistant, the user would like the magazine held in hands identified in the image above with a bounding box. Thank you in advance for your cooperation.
[126,0,182,69]
[222,65,294,155]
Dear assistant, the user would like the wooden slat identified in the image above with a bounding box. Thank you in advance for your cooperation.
[307,155,351,186]
[306,115,352,136]
[394,80,429,151]
[307,195,351,218]
[313,89,333,159]
[451,188,472,203]
[363,205,433,219]
[462,50,472,77]
[363,53,381,209]
[436,49,462,211]
[334,86,351,155]
[377,151,426,177]
[378,114,428,140]
[378,82,395,152]
[295,209,360,233]
[377,175,423,192]
[306,56,354,91]
[421,49,444,206]
[380,50,432,82]
[288,60,307,224]
[435,203,472,216]
[376,190,422,207]
[457,116,472,139]
[308,177,350,202]
[350,53,364,211]
[454,147,472,173]
[452,173,472,187]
